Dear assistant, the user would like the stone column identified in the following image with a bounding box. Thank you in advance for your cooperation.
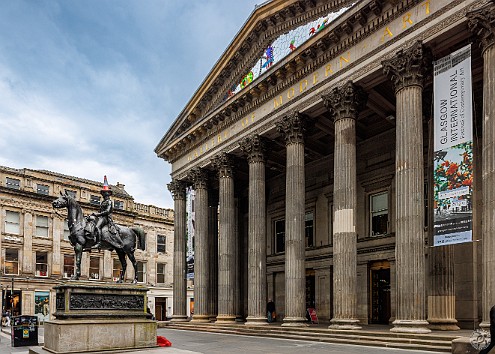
[167,179,188,322]
[468,2,495,328]
[276,112,308,327]
[208,190,218,321]
[240,135,268,326]
[212,153,237,322]
[189,168,210,323]
[322,81,367,330]
[383,41,431,333]
[23,212,34,275]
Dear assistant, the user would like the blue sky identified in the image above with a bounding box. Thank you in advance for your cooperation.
[0,0,260,209]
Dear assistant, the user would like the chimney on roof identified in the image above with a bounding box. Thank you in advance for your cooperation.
[116,182,125,190]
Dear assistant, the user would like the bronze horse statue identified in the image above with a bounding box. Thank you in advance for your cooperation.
[52,191,145,283]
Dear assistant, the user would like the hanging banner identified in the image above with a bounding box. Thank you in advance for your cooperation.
[433,44,473,246]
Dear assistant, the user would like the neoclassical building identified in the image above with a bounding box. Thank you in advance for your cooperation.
[156,0,494,332]
[0,166,186,322]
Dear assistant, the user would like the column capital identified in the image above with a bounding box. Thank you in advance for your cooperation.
[322,81,367,123]
[188,167,209,190]
[211,152,235,178]
[468,1,495,54]
[276,111,308,145]
[167,180,187,200]
[240,134,267,163]
[382,41,432,93]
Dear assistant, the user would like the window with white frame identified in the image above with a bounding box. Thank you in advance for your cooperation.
[157,235,166,253]
[36,252,48,277]
[36,215,49,237]
[305,212,314,248]
[89,257,100,280]
[90,195,101,205]
[370,192,388,236]
[156,263,165,284]
[5,210,20,234]
[112,258,122,281]
[114,200,124,210]
[6,177,20,189]
[37,184,49,195]
[63,219,70,241]
[4,249,19,275]
[137,262,146,283]
[275,219,285,253]
[63,255,74,278]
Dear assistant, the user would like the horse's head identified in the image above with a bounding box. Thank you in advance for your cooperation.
[52,191,70,209]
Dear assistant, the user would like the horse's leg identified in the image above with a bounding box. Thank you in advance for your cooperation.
[127,251,139,284]
[116,249,127,283]
[71,244,82,280]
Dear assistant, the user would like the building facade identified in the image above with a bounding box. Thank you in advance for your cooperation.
[0,166,191,322]
[156,0,494,332]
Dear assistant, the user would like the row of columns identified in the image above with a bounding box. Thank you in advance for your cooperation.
[167,1,495,332]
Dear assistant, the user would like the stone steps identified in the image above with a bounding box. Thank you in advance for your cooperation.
[160,322,459,353]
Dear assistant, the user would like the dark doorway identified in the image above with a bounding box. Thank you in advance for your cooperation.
[2,290,21,316]
[369,261,391,324]
[305,269,315,309]
[155,297,167,321]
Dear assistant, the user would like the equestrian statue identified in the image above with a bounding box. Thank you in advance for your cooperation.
[52,176,145,283]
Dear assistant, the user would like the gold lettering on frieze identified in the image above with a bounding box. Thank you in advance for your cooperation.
[287,87,295,100]
[313,72,319,85]
[325,64,334,76]
[403,13,413,28]
[217,134,222,143]
[422,0,430,15]
[299,79,308,93]
[274,96,283,109]
[339,52,350,68]
[381,27,393,42]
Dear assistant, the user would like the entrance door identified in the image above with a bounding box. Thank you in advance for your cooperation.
[305,269,315,309]
[155,297,167,321]
[2,290,21,316]
[369,261,391,324]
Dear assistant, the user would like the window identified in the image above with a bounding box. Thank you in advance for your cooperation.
[112,259,122,281]
[370,192,388,236]
[137,262,146,283]
[37,184,49,195]
[63,220,70,241]
[305,212,314,248]
[275,219,285,253]
[4,249,19,275]
[89,257,100,280]
[63,255,74,278]
[36,215,49,237]
[157,235,166,253]
[90,195,101,205]
[65,189,76,199]
[157,263,165,284]
[5,211,20,234]
[36,252,48,277]
[114,200,124,210]
[6,177,20,189]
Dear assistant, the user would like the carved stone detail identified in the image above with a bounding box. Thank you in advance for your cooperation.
[382,41,432,93]
[240,134,267,164]
[69,293,145,310]
[189,167,209,190]
[467,1,495,53]
[56,293,65,310]
[322,81,368,123]
[211,152,235,178]
[167,179,187,200]
[276,111,308,145]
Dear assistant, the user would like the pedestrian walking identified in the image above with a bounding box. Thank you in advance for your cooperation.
[267,299,275,323]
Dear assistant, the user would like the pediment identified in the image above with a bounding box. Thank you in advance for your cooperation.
[156,0,389,161]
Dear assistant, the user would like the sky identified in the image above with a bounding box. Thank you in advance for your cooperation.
[0,0,261,209]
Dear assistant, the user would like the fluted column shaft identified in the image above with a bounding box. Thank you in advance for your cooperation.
[240,135,268,326]
[212,153,237,322]
[208,193,218,321]
[168,180,188,322]
[277,112,308,327]
[323,81,366,330]
[190,168,210,322]
[468,2,495,327]
[383,41,431,333]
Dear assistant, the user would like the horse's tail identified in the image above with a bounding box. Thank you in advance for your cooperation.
[131,227,146,251]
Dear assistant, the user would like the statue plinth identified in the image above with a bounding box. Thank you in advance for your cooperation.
[35,281,157,354]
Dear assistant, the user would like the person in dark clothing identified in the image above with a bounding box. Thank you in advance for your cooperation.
[267,299,275,323]
[480,305,495,354]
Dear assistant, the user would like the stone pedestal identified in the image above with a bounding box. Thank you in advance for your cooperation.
[39,281,156,353]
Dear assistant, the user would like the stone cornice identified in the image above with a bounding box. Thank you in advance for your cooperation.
[467,1,495,54]
[382,40,432,93]
[321,80,367,123]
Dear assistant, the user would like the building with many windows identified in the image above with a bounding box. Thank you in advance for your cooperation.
[0,166,189,322]
[156,0,494,332]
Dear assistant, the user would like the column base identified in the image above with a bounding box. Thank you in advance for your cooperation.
[329,318,361,330]
[480,321,490,329]
[170,315,189,322]
[215,315,237,323]
[282,317,309,327]
[391,320,431,333]
[427,318,460,331]
[245,316,270,326]
[191,315,211,323]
